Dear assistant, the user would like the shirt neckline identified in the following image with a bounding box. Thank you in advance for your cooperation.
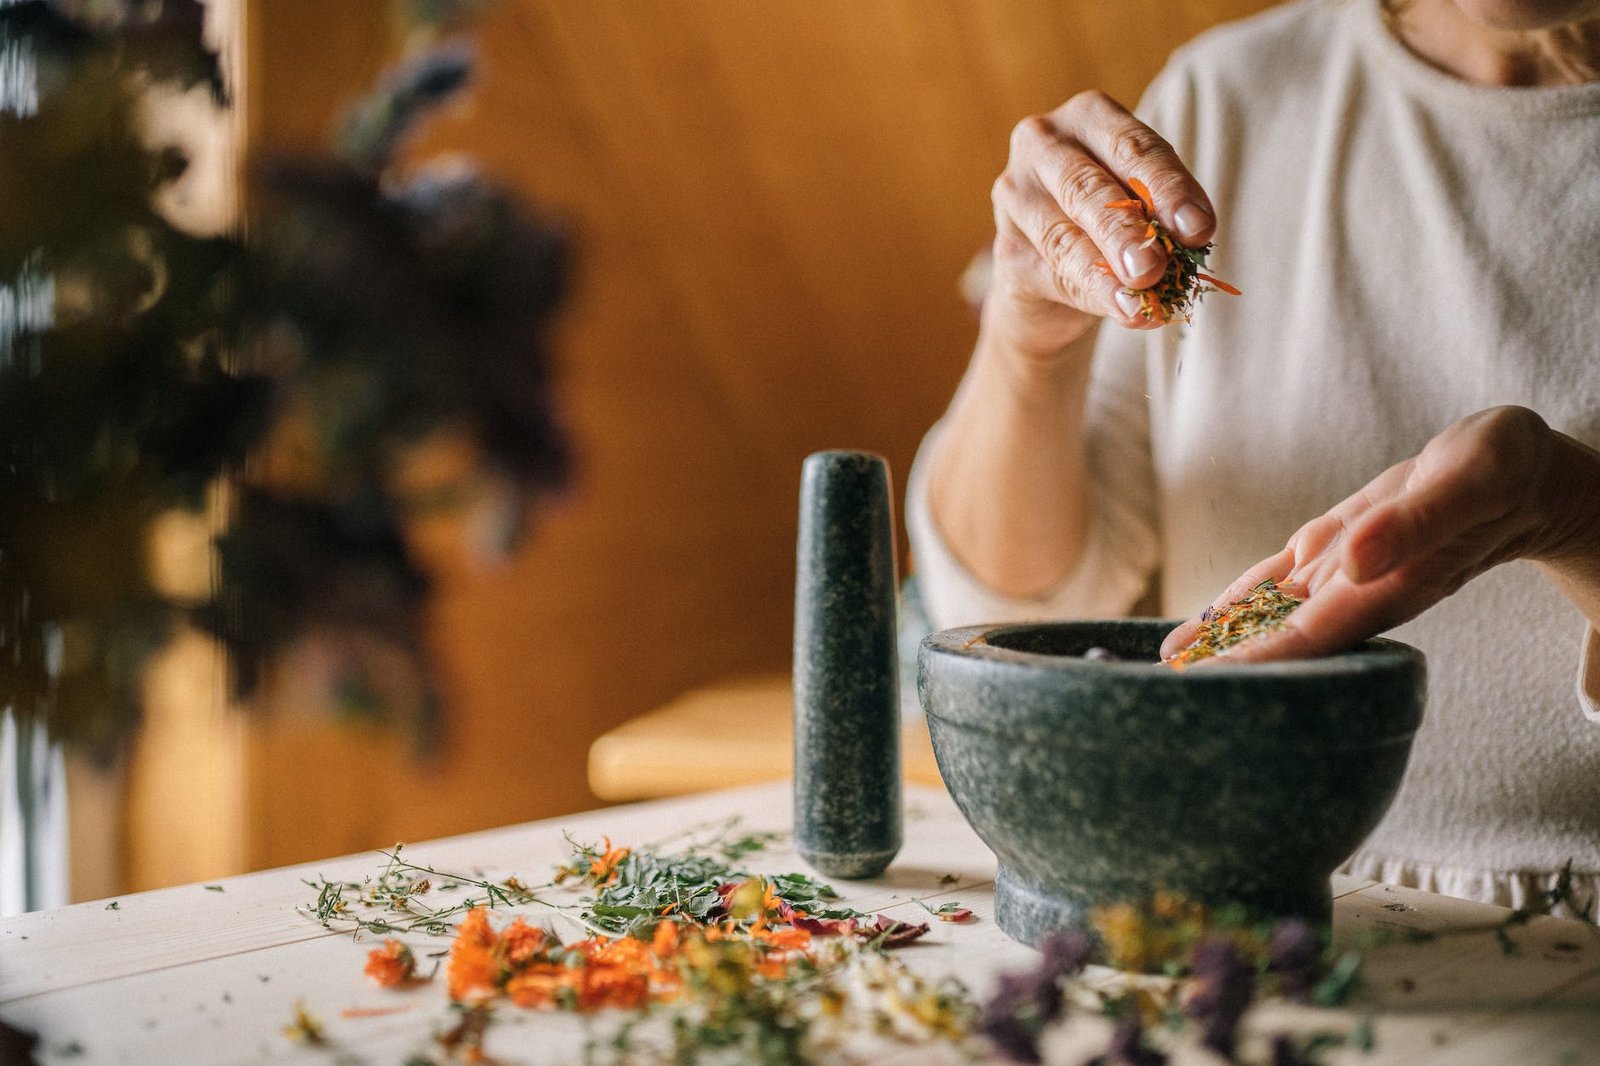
[1347,0,1600,118]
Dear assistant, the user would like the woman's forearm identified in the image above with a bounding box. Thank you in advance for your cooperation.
[924,315,1098,600]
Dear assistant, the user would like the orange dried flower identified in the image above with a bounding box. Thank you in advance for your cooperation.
[500,918,548,967]
[448,908,502,1002]
[505,966,566,1009]
[364,939,417,987]
[587,838,632,886]
[651,919,680,956]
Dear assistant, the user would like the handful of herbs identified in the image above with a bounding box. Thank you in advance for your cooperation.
[1096,177,1240,324]
[1165,578,1304,668]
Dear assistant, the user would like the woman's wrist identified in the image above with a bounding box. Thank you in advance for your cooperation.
[978,285,1096,375]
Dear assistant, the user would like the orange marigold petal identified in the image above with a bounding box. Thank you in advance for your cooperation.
[1196,272,1242,296]
[1127,176,1155,214]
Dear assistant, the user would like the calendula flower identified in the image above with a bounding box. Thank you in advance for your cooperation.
[499,918,548,967]
[447,907,501,1002]
[364,938,416,986]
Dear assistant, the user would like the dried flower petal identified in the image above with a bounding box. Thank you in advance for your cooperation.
[364,938,417,986]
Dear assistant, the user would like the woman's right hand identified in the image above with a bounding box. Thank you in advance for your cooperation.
[986,90,1218,361]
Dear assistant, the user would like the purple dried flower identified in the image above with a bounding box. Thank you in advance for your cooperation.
[978,930,1091,1063]
[1184,937,1255,1061]
[1267,919,1323,1002]
[1039,927,1093,977]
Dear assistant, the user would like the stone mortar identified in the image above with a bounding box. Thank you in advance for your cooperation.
[918,619,1426,948]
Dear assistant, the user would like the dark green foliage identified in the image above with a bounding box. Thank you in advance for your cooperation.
[0,0,569,755]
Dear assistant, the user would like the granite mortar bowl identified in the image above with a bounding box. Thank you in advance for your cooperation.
[918,619,1426,949]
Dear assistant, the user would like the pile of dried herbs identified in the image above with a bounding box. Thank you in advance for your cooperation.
[1165,578,1303,668]
[304,822,967,1064]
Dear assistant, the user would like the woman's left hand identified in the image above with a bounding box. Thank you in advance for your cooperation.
[1160,406,1600,663]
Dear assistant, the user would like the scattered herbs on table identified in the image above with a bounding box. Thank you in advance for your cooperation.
[307,821,969,1064]
[301,843,561,938]
[1095,177,1240,324]
[1165,578,1304,668]
[309,819,1596,1066]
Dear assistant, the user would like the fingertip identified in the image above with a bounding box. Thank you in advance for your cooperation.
[1113,289,1144,322]
[1172,201,1214,246]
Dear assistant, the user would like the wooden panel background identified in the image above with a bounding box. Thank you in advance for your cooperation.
[208,0,1280,879]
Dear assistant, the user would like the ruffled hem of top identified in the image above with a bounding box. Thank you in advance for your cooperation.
[1340,851,1598,920]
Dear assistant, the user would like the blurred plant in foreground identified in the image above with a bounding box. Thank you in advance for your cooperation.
[0,0,570,757]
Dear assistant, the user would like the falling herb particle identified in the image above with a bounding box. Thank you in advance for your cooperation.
[104,901,120,911]
[204,885,225,892]
[939,874,960,887]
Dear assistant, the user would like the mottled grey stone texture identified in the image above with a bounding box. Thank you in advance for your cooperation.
[919,619,1427,947]
[793,451,902,879]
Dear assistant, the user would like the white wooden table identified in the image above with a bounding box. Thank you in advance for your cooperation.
[2,783,1597,1065]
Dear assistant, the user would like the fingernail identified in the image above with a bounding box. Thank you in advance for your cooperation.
[1114,289,1142,319]
[1174,202,1212,241]
[1121,244,1160,280]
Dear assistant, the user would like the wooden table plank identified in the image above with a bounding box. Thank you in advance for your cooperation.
[1334,882,1600,1009]
[4,781,1598,1065]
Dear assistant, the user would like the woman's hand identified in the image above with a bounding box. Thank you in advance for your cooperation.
[1160,406,1600,663]
[986,90,1217,362]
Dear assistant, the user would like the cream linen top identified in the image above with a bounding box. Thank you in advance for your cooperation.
[907,0,1600,912]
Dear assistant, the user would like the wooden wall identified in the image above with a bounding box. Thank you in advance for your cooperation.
[220,0,1279,876]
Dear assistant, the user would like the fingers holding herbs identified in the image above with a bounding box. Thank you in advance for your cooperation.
[988,90,1234,356]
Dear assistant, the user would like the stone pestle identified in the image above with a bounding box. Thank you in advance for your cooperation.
[792,450,902,880]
